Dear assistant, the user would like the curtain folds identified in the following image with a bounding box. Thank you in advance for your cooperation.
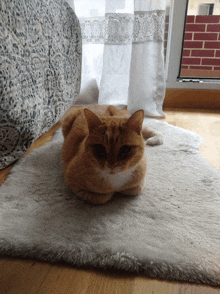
[67,0,167,117]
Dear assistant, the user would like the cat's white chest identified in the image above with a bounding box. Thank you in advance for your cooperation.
[97,166,136,190]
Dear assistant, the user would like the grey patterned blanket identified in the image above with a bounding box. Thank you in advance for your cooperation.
[0,0,82,169]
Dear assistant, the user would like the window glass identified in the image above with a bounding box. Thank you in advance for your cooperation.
[180,0,220,78]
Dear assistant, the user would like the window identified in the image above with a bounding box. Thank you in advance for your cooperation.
[198,3,214,16]
[166,0,220,90]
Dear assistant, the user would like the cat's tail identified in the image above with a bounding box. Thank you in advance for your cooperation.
[141,126,163,146]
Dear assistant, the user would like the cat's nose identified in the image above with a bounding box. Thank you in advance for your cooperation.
[109,170,115,175]
[105,166,116,174]
[109,167,120,174]
[105,167,115,174]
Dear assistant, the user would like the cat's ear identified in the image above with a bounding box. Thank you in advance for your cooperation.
[61,107,80,138]
[125,109,144,134]
[84,108,103,133]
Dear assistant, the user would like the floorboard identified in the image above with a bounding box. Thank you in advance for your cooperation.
[0,108,220,294]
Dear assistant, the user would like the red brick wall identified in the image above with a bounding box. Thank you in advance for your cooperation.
[182,15,220,72]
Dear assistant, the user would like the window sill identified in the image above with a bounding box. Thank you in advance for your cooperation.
[163,88,220,110]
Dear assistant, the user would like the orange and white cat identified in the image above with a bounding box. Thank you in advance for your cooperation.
[61,105,162,205]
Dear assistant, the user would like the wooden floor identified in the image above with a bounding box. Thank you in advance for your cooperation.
[0,107,220,294]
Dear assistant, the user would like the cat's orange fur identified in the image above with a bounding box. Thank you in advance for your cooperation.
[61,105,161,205]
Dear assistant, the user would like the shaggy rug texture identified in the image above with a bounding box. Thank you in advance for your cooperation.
[0,119,220,286]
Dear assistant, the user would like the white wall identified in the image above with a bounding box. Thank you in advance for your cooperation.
[187,0,220,15]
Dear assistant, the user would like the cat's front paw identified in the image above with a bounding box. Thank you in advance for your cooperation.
[75,189,114,205]
[120,185,144,196]
[88,193,114,205]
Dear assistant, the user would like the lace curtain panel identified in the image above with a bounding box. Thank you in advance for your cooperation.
[66,0,167,117]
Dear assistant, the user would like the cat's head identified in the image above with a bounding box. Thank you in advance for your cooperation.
[84,108,145,173]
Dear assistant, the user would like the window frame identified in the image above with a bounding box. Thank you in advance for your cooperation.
[165,0,220,90]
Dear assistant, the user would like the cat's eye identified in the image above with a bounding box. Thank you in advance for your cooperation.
[119,145,132,159]
[92,144,107,160]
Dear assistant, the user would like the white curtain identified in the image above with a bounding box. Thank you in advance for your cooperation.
[66,0,166,117]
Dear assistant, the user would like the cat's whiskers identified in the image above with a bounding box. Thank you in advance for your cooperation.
[66,164,97,179]
[104,166,121,175]
[68,164,119,179]
[96,164,138,190]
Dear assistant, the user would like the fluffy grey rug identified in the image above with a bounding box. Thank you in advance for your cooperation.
[0,119,220,286]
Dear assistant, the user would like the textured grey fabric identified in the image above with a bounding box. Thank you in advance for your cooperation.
[0,0,82,169]
[0,120,220,286]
